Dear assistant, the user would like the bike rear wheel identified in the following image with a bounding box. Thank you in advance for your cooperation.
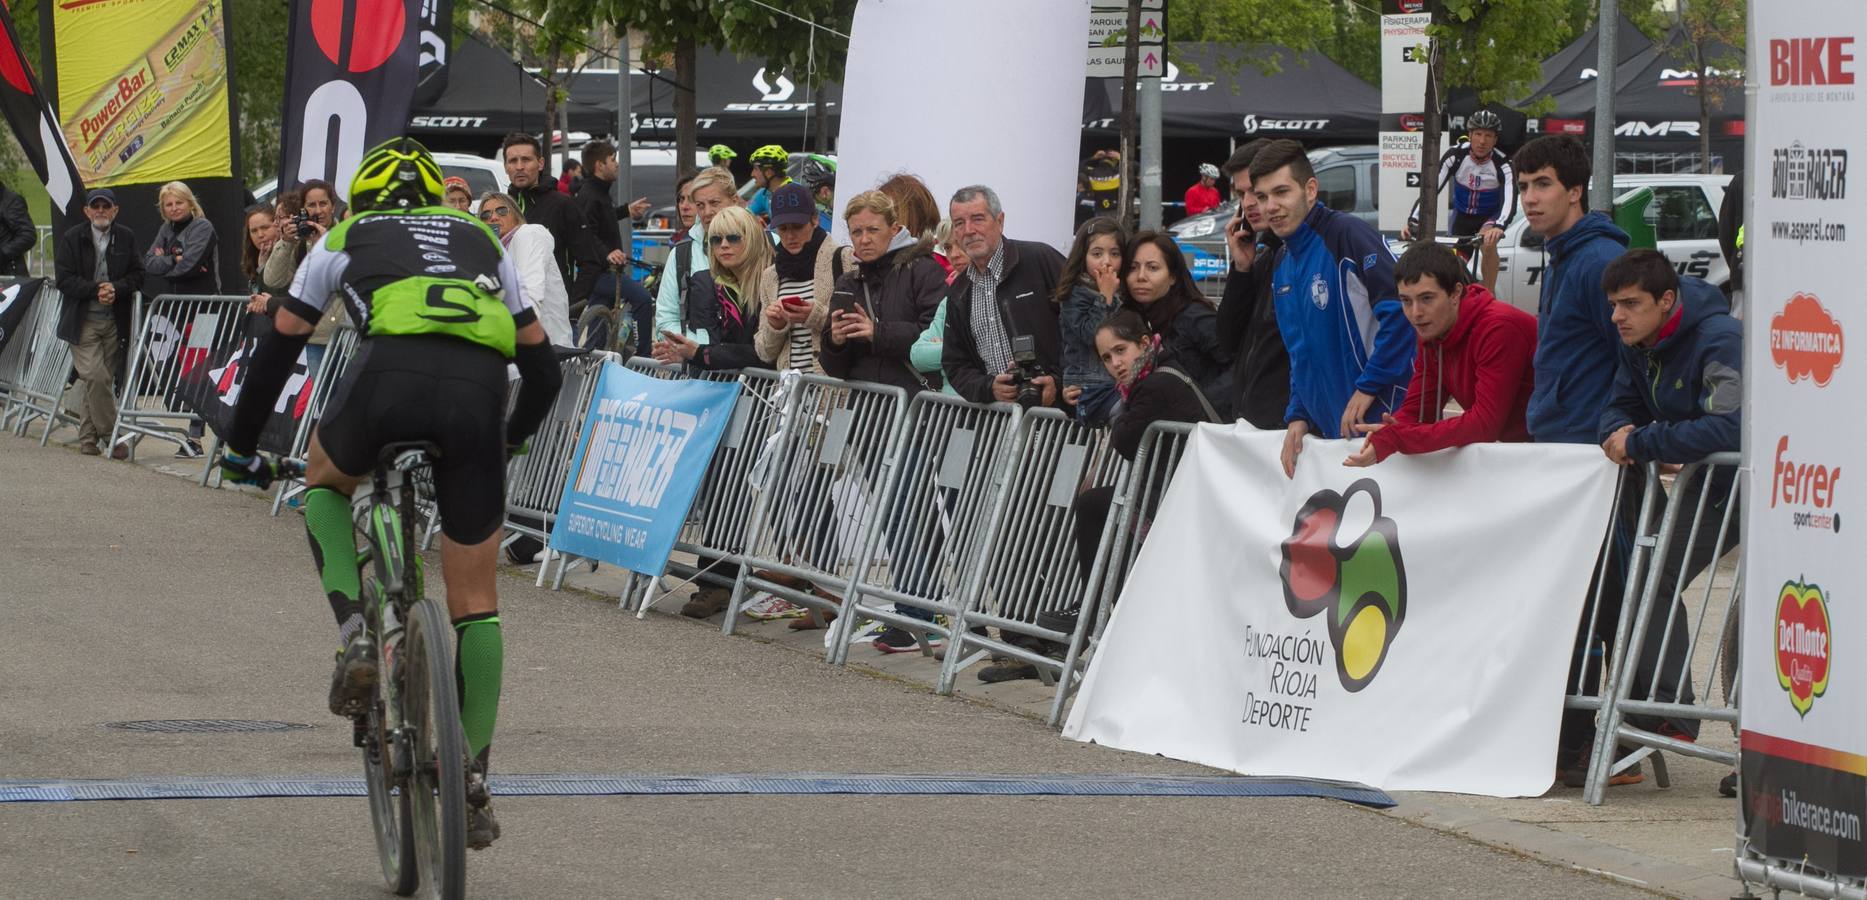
[360,579,420,896]
[402,596,469,900]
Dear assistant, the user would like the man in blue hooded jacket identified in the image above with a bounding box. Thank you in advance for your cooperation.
[1248,139,1413,477]
[1555,249,1743,789]
[1514,135,1630,444]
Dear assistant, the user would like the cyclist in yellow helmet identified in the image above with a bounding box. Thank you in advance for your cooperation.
[219,136,562,849]
[747,144,791,220]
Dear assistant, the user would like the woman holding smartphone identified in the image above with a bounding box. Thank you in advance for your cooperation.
[755,182,853,373]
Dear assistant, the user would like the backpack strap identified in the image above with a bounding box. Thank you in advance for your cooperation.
[674,238,695,333]
[1155,365,1222,424]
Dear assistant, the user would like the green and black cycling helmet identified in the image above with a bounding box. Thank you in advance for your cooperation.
[749,144,790,169]
[1467,109,1503,133]
[349,136,446,213]
[798,155,836,190]
[708,143,738,164]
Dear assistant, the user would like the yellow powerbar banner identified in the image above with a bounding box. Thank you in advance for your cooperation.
[52,0,232,186]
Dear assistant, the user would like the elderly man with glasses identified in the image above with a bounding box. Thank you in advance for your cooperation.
[53,188,145,457]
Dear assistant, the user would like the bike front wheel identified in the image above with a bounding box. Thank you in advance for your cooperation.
[361,579,420,896]
[401,596,469,900]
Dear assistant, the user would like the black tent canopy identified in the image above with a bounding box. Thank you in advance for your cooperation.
[409,33,613,143]
[1082,46,1379,144]
[1444,14,1656,144]
[1539,30,1744,145]
[562,48,843,144]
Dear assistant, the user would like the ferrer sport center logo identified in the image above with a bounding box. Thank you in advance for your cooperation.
[1279,479,1407,692]
[1776,578,1833,718]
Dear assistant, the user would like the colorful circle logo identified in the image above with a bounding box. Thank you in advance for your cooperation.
[1280,479,1408,692]
[310,0,406,74]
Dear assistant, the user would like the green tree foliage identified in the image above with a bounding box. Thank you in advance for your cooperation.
[1326,0,1379,85]
[1667,0,1745,160]
[1169,0,1333,73]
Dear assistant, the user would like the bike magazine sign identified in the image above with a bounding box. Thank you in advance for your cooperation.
[48,0,233,186]
[1742,0,1867,878]
[1064,429,1618,797]
[550,363,740,577]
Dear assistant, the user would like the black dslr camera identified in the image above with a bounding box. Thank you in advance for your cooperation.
[291,210,313,241]
[1009,333,1047,410]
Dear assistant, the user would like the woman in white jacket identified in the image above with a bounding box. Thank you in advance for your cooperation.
[478,191,573,347]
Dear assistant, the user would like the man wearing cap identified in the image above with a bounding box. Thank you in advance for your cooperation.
[53,188,144,457]
[1185,163,1222,217]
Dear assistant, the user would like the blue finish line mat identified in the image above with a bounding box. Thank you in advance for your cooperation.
[0,773,1393,808]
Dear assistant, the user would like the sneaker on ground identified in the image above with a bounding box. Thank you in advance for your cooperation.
[978,658,1039,683]
[1557,755,1645,789]
[872,625,941,654]
[80,440,102,456]
[743,592,807,620]
[174,439,203,459]
[327,637,378,717]
[1719,771,1737,798]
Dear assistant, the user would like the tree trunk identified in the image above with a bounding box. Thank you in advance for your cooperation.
[675,37,698,179]
[1117,0,1141,231]
[541,33,565,170]
[813,90,829,153]
[1416,25,1444,239]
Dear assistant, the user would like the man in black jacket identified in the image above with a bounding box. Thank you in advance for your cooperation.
[0,179,36,277]
[500,132,597,299]
[53,188,144,457]
[1215,139,1290,429]
[572,139,655,349]
[941,184,1068,408]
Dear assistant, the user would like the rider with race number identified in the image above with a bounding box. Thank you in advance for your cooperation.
[218,137,563,850]
[1403,109,1517,248]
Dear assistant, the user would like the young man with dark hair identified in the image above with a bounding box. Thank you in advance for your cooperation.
[573,139,655,350]
[1549,248,1743,788]
[1343,241,1536,466]
[1514,134,1630,446]
[500,132,597,297]
[1214,138,1289,429]
[1249,138,1413,477]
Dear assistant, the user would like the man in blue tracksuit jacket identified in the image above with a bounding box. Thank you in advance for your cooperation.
[1248,140,1413,476]
[1512,136,1632,444]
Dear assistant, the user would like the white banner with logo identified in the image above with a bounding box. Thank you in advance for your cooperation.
[1740,1,1867,878]
[1063,426,1618,797]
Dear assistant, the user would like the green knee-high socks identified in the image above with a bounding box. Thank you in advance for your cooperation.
[454,613,504,759]
[303,487,364,647]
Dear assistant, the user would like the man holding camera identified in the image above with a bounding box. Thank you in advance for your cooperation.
[941,185,1068,410]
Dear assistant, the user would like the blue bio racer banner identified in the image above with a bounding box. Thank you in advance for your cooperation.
[549,362,740,576]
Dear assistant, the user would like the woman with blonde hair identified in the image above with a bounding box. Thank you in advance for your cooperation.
[144,180,220,295]
[479,191,573,347]
[653,205,772,371]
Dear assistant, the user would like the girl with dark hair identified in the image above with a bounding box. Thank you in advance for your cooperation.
[1120,231,1234,418]
[240,205,278,298]
[1054,217,1127,425]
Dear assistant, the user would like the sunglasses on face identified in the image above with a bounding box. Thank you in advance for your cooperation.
[708,233,745,247]
[478,206,511,221]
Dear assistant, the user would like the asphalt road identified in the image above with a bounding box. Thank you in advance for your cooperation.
[0,435,1655,898]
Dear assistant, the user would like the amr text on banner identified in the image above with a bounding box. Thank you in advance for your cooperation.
[1064,426,1619,797]
[550,363,740,577]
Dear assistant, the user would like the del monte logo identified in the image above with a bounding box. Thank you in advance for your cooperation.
[1771,292,1844,386]
[1279,479,1407,692]
[1776,578,1833,717]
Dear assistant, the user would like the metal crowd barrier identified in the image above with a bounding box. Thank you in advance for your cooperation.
[501,350,619,584]
[821,392,1019,665]
[108,294,250,458]
[1049,420,1196,726]
[620,363,784,618]
[267,326,362,512]
[725,374,910,654]
[940,408,1127,711]
[1584,454,1744,806]
[2,285,77,442]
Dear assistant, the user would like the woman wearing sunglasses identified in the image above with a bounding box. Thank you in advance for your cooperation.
[652,205,773,371]
[478,191,573,347]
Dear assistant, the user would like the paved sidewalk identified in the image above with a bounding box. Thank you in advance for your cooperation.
[3,423,1748,898]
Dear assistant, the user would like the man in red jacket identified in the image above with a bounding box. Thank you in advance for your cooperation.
[1345,241,1536,466]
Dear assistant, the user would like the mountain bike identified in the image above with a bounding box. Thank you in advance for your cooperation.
[283,441,472,899]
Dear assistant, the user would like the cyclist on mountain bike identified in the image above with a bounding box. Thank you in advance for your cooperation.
[746,145,791,219]
[218,137,563,850]
[1403,109,1516,248]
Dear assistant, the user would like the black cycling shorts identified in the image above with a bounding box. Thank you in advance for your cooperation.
[1449,212,1493,237]
[315,335,510,544]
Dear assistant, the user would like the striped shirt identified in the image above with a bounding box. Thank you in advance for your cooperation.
[777,276,816,372]
[967,243,1011,375]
